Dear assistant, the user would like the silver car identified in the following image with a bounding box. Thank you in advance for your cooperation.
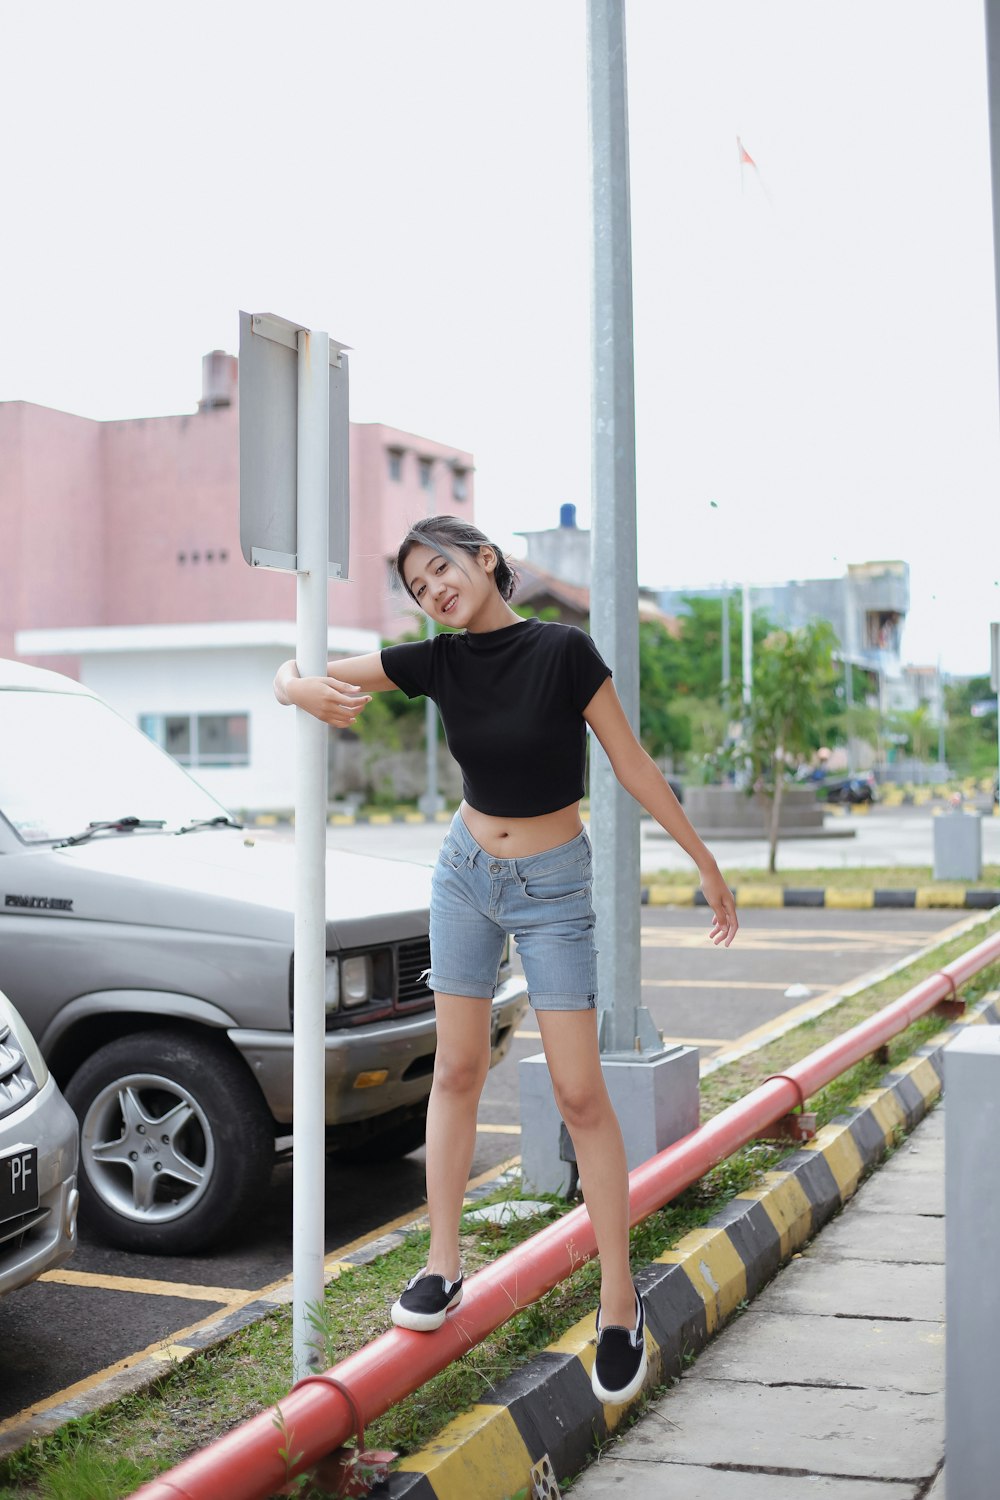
[0,986,78,1294]
[0,660,527,1255]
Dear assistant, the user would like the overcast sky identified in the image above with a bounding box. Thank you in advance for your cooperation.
[2,1,999,674]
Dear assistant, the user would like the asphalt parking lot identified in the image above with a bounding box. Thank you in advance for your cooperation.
[0,900,972,1443]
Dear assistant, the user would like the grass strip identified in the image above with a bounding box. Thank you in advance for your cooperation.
[3,913,997,1500]
[648,863,1000,891]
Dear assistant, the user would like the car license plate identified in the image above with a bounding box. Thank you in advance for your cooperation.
[0,1146,39,1223]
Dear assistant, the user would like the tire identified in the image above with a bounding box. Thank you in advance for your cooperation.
[64,1030,275,1255]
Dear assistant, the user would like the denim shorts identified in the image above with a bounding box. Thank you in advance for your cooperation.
[428,810,597,1011]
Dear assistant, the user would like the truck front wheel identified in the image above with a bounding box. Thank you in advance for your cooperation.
[65,1030,274,1255]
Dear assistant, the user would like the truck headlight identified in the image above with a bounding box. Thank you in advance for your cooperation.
[325,956,340,1014]
[341,955,372,1008]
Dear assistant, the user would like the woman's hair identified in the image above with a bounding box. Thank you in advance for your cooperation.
[394,515,520,603]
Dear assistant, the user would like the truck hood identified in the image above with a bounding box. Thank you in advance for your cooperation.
[9,832,433,948]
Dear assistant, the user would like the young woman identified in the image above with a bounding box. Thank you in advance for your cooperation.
[274,515,738,1406]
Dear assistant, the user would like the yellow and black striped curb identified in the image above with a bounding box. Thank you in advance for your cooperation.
[385,994,1000,1500]
[643,884,1000,910]
[245,811,456,828]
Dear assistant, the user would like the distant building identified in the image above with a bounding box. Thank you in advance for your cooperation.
[3,351,475,808]
[512,505,677,632]
[657,560,910,691]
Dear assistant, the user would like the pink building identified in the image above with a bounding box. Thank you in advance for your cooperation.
[1,353,474,811]
[0,351,474,674]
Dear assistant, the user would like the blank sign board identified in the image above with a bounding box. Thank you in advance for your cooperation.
[238,310,350,576]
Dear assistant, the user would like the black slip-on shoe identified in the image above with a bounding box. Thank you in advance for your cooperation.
[390,1268,464,1331]
[592,1286,647,1404]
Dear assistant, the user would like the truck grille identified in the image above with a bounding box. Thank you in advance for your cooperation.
[397,938,432,1007]
[0,1021,38,1122]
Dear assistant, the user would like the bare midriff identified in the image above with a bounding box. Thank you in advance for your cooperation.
[459,799,585,859]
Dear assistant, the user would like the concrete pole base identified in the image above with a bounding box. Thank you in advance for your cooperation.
[518,1046,700,1196]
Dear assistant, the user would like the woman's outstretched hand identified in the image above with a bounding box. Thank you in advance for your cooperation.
[286,673,373,728]
[700,863,739,947]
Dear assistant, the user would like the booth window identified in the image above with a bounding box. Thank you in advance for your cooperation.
[140,713,250,768]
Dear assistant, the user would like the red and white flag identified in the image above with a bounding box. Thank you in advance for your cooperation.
[736,136,771,204]
[737,136,756,170]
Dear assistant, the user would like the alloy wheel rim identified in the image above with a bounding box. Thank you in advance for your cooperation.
[80,1071,216,1224]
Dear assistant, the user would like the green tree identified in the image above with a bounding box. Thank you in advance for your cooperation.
[943,675,998,778]
[638,620,692,760]
[841,702,887,769]
[637,596,774,770]
[746,621,839,872]
[889,705,935,767]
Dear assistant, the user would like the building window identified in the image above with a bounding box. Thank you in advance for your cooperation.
[139,712,250,768]
[388,449,403,482]
[452,466,469,502]
[418,457,434,492]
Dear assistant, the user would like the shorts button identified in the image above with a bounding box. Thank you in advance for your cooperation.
[489,862,501,874]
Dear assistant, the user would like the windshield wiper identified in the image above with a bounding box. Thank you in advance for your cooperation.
[57,817,167,848]
[175,815,244,836]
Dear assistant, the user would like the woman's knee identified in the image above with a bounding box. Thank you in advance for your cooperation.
[432,1046,490,1097]
[553,1077,612,1133]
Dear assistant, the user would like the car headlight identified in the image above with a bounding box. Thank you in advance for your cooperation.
[341,955,373,1008]
[0,992,49,1089]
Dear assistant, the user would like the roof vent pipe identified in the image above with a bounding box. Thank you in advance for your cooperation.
[198,350,238,411]
[559,503,577,529]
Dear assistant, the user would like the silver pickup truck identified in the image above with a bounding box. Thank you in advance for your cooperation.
[0,660,527,1254]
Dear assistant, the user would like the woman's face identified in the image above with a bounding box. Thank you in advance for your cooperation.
[403,543,493,626]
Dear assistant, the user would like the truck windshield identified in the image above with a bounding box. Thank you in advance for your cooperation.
[0,691,230,845]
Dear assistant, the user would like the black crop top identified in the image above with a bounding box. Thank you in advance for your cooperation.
[381,618,612,817]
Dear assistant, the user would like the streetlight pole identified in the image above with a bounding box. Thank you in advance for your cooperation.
[517,0,701,1199]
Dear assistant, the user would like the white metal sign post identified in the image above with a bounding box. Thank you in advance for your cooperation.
[239,311,349,1380]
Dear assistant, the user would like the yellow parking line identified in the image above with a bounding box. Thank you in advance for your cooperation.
[641,926,948,943]
[2,1153,526,1440]
[0,1296,266,1435]
[642,978,803,990]
[663,1036,733,1048]
[38,1269,246,1303]
[476,1124,522,1135]
[517,1027,731,1048]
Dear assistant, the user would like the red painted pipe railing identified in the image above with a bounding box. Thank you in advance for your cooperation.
[133,925,1000,1500]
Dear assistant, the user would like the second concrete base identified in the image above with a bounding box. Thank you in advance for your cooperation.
[518,1046,700,1196]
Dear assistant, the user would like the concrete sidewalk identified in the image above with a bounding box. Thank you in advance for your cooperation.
[572,1104,946,1499]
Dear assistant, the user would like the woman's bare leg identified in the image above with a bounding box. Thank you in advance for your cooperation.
[536,1009,635,1327]
[424,992,493,1280]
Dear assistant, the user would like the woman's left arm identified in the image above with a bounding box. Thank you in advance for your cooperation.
[583,678,738,947]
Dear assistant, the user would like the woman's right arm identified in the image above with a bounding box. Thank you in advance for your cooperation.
[273,651,396,727]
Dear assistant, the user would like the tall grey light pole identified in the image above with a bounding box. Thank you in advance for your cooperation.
[518,0,703,1194]
[587,0,658,1056]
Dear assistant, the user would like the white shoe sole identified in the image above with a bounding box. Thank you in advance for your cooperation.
[390,1286,463,1331]
[591,1342,648,1405]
